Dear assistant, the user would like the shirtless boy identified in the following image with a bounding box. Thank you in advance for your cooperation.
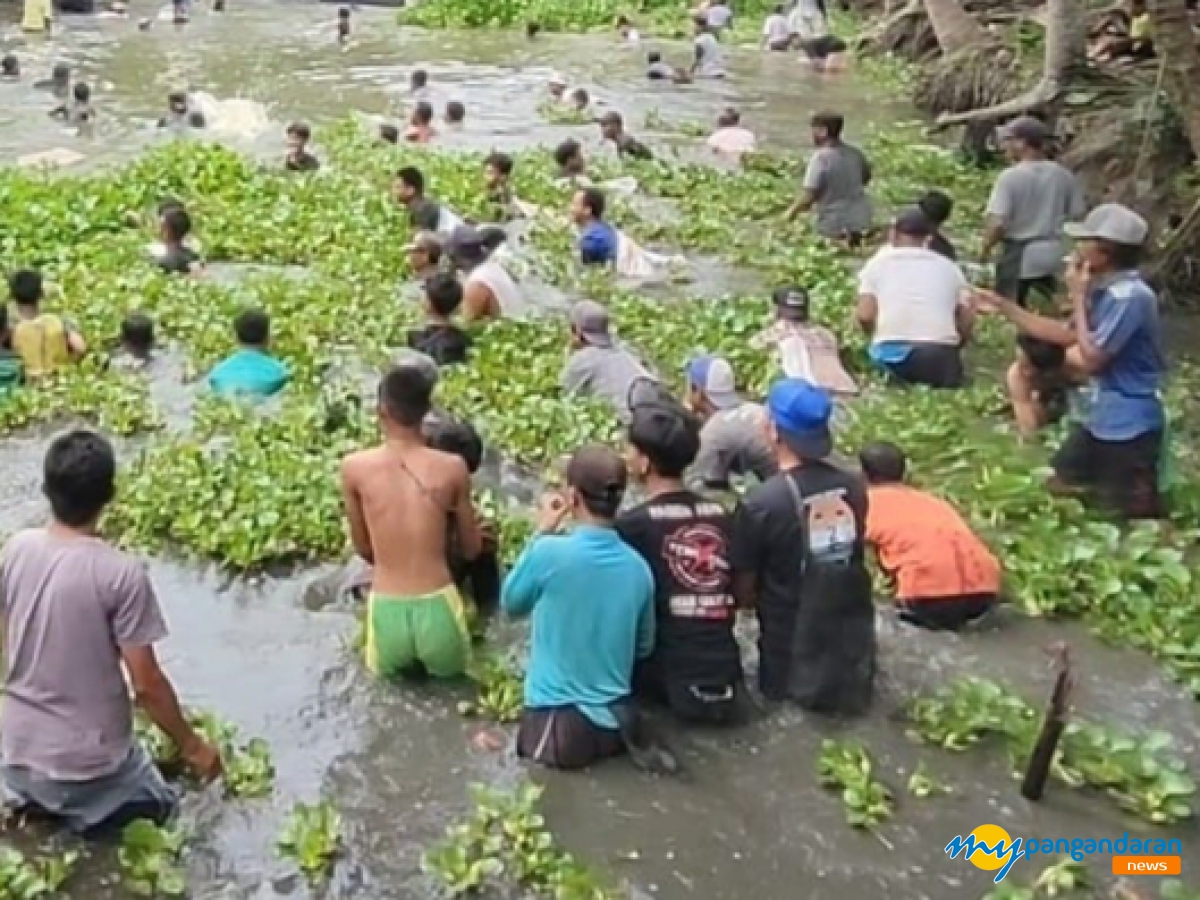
[340,363,483,678]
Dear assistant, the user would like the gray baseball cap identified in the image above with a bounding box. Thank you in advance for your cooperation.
[1064,203,1149,246]
[999,115,1049,144]
[569,300,613,348]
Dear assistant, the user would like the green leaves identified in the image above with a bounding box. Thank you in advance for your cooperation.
[0,848,78,900]
[118,821,186,897]
[459,651,525,723]
[424,784,618,899]
[907,677,1196,824]
[135,709,275,799]
[276,801,343,884]
[815,739,895,829]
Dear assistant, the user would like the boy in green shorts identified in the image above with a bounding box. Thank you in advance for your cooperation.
[339,364,483,678]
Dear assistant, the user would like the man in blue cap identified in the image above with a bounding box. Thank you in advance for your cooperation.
[684,354,776,491]
[729,378,875,714]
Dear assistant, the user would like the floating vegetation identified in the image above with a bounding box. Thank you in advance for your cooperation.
[424,783,620,899]
[981,859,1089,900]
[277,801,343,885]
[118,821,186,897]
[907,678,1195,823]
[0,848,78,900]
[135,710,275,799]
[815,739,895,829]
[459,652,525,724]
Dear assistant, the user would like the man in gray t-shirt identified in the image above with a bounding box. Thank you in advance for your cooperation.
[787,111,872,241]
[561,301,659,423]
[983,116,1085,305]
[685,354,778,490]
[0,430,220,835]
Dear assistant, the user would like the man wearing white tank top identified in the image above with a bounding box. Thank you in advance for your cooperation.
[446,226,523,322]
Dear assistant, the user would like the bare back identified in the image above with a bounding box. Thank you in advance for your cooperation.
[341,444,478,596]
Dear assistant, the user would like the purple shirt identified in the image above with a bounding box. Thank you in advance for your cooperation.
[1,530,167,780]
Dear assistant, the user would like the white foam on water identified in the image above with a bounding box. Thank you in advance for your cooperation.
[191,90,272,138]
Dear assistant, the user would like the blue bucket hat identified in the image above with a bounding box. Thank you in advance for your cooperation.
[766,378,833,459]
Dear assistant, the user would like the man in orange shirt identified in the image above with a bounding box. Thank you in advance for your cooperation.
[859,442,1001,630]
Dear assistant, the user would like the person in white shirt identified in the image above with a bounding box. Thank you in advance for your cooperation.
[616,15,641,43]
[706,108,757,159]
[761,4,792,50]
[787,0,827,39]
[691,17,726,78]
[856,208,974,389]
[447,225,524,322]
[705,0,733,33]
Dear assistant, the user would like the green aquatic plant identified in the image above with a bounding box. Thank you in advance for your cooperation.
[0,848,78,900]
[424,783,619,899]
[1162,880,1200,900]
[277,801,343,884]
[815,739,895,829]
[906,762,951,798]
[459,652,525,723]
[118,821,186,897]
[907,678,1196,824]
[981,859,1089,899]
[135,710,275,799]
[0,368,160,437]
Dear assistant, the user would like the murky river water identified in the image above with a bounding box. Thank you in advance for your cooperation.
[0,2,1198,898]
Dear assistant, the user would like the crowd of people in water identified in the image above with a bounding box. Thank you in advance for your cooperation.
[0,0,1171,836]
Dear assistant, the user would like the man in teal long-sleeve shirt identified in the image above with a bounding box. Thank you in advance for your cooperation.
[502,445,655,771]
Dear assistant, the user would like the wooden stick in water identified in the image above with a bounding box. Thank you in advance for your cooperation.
[1021,643,1073,802]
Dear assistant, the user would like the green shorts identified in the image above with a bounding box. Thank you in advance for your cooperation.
[365,586,470,679]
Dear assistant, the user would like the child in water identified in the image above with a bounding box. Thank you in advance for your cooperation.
[1,55,20,81]
[405,102,436,144]
[158,91,206,130]
[337,6,351,42]
[53,82,94,131]
[445,101,465,129]
[110,313,157,372]
[379,123,399,144]
[284,122,320,172]
[407,272,471,367]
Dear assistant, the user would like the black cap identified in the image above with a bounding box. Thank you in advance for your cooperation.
[772,285,810,322]
[893,207,935,239]
[566,445,627,515]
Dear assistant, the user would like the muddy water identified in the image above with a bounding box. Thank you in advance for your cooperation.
[1,3,1199,899]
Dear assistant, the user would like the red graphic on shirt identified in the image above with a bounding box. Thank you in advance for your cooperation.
[664,523,730,593]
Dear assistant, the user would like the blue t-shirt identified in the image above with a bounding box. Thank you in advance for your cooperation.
[501,525,655,728]
[1085,272,1166,441]
[208,348,290,399]
[579,220,620,266]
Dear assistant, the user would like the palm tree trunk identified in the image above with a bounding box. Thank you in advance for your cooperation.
[938,0,1085,125]
[922,0,989,55]
[1149,0,1200,156]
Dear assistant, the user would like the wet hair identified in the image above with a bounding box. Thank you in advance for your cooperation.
[600,111,623,130]
[1017,334,1065,372]
[287,121,311,141]
[1096,239,1143,270]
[526,21,541,37]
[234,308,270,347]
[413,102,434,125]
[629,400,701,478]
[52,63,70,83]
[397,166,425,194]
[616,14,631,27]
[9,269,44,306]
[2,55,18,76]
[121,312,155,353]
[566,445,627,519]
[484,151,513,178]
[161,206,192,242]
[379,123,399,144]
[43,430,118,526]
[811,111,844,140]
[446,101,465,124]
[73,82,91,103]
[158,197,185,217]
[425,272,463,318]
[571,88,590,107]
[578,186,606,219]
[718,107,740,128]
[918,190,953,227]
[378,363,433,426]
[859,441,907,484]
[554,139,583,169]
[648,51,662,64]
[425,417,484,474]
[774,3,784,12]
[411,68,428,89]
[337,6,350,17]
